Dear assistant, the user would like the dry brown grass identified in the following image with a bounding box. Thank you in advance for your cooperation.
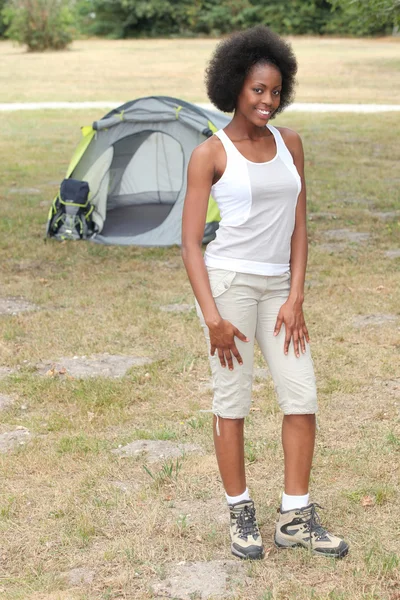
[1,36,400,104]
[0,53,399,599]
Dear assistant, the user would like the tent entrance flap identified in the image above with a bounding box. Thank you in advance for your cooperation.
[101,130,184,237]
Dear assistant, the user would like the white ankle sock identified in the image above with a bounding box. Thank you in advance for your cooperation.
[226,487,250,505]
[281,492,309,512]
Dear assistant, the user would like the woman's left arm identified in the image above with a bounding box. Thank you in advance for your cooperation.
[273,128,310,357]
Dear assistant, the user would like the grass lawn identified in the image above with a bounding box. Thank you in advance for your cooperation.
[0,107,399,599]
[1,37,400,104]
[0,36,399,600]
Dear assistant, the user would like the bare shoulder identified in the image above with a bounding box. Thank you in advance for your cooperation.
[190,134,222,164]
[276,126,302,148]
[275,126,304,161]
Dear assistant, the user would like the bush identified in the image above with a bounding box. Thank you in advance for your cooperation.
[2,0,74,51]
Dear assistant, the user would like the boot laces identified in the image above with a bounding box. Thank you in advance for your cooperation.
[300,503,328,540]
[233,504,259,540]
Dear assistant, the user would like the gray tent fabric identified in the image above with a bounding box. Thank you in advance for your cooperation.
[69,96,230,246]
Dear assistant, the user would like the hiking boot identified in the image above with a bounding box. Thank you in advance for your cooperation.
[274,503,349,558]
[229,499,264,560]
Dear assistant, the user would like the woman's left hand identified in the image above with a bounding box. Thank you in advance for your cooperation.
[273,299,310,357]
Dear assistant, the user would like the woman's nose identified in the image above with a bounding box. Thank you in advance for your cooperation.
[261,91,274,106]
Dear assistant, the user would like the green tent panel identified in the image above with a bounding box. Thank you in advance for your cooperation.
[56,96,230,246]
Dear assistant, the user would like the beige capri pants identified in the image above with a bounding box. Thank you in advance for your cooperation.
[196,268,318,419]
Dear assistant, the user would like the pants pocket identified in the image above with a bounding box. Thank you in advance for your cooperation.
[207,269,237,298]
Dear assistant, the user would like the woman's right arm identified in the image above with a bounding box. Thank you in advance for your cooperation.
[181,142,248,370]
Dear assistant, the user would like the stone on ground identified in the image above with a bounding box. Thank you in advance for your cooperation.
[323,229,370,243]
[0,394,14,410]
[112,440,203,462]
[353,314,398,327]
[8,187,40,195]
[0,428,31,453]
[0,367,15,380]
[109,480,141,494]
[62,567,95,586]
[308,212,337,220]
[160,303,194,313]
[36,353,153,378]
[152,560,246,599]
[0,297,39,315]
[373,211,400,220]
[319,242,347,253]
[385,249,400,259]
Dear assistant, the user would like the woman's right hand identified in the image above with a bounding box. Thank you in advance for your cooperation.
[208,319,249,370]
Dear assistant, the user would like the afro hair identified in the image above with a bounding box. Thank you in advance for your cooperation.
[205,26,297,115]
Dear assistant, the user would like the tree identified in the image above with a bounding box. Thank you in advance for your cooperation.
[2,0,74,51]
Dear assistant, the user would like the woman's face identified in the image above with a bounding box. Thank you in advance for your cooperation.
[236,62,282,126]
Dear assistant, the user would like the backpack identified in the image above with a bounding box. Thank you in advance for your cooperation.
[46,179,97,241]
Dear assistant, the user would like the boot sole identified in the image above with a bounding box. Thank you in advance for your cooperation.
[231,544,264,560]
[274,537,349,559]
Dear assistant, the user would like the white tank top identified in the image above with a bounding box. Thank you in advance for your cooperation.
[204,125,301,276]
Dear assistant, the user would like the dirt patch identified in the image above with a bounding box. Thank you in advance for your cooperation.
[385,249,400,259]
[0,394,14,410]
[0,427,31,453]
[112,440,204,462]
[0,367,15,380]
[166,498,228,526]
[61,567,95,587]
[152,560,247,599]
[353,314,398,327]
[160,304,194,313]
[323,229,370,243]
[0,297,39,315]
[36,353,153,379]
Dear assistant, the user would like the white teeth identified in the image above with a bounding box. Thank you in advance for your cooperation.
[258,109,270,115]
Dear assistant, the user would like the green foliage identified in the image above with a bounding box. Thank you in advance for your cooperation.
[2,0,74,51]
[326,0,400,35]
[143,457,183,486]
[239,0,334,35]
[74,0,398,38]
[0,0,8,36]
[76,0,195,38]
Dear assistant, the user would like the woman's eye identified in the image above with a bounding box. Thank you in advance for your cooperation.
[273,90,281,96]
[253,88,262,93]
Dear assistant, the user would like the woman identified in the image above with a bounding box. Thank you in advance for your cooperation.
[181,26,348,561]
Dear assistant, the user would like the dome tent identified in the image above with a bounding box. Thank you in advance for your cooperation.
[48,96,230,246]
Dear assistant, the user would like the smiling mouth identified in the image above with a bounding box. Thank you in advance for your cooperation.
[256,108,272,118]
